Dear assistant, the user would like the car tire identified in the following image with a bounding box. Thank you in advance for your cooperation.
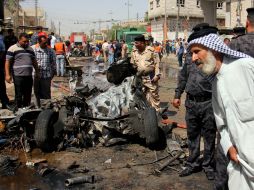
[143,108,159,145]
[34,109,58,152]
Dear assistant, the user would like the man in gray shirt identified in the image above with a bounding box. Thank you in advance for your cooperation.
[5,33,39,108]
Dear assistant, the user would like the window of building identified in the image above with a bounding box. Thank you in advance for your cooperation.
[177,0,185,7]
[156,0,160,7]
[150,1,154,10]
[196,0,200,8]
[217,2,223,9]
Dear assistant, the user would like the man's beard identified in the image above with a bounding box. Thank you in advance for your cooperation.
[201,50,216,75]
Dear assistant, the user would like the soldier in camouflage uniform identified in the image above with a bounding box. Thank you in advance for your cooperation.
[130,35,160,111]
[214,8,254,190]
[172,23,217,180]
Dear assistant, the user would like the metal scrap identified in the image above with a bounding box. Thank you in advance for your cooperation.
[65,175,95,187]
[157,151,182,171]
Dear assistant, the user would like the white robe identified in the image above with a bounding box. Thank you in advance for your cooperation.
[212,57,254,190]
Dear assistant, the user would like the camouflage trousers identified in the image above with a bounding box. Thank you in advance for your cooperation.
[185,99,217,172]
[103,50,108,63]
[143,79,160,111]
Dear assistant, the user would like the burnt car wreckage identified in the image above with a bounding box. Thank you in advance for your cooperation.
[0,59,185,155]
[31,60,160,152]
[0,58,189,186]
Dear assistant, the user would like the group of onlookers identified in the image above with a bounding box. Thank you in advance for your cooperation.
[152,38,188,67]
[0,29,68,110]
[99,40,128,64]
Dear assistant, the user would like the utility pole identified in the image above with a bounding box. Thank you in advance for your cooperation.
[58,21,61,36]
[109,10,113,21]
[16,0,20,35]
[23,11,25,31]
[125,0,132,24]
[44,12,47,27]
[108,11,113,40]
[136,12,139,25]
[35,0,38,26]
[164,0,167,42]
[236,0,242,26]
[0,0,4,23]
[175,3,180,39]
[98,19,101,33]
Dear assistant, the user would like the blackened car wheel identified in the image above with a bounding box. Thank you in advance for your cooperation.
[143,108,159,145]
[34,109,58,152]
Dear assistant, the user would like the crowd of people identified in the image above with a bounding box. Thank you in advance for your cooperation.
[146,38,188,68]
[0,28,68,110]
[93,39,127,64]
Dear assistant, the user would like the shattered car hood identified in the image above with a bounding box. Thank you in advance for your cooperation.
[87,76,135,119]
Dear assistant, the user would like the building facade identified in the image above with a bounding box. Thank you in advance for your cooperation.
[3,2,46,33]
[148,0,226,41]
[225,0,254,28]
[19,8,46,27]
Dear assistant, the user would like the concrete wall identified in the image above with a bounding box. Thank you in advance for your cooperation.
[4,6,46,31]
[148,0,225,20]
[148,0,226,41]
[226,0,252,28]
[20,8,46,27]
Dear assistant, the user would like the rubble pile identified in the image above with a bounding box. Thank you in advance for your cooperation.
[0,61,188,171]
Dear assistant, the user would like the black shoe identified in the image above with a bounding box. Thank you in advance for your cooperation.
[179,167,194,177]
[205,171,215,180]
[179,167,202,177]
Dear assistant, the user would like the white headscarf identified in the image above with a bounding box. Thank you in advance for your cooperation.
[187,33,250,59]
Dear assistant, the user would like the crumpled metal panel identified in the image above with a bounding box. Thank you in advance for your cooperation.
[87,76,135,119]
[82,74,112,92]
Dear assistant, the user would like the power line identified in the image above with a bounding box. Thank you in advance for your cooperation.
[35,0,38,25]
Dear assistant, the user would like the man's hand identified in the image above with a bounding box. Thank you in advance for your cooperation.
[227,146,239,164]
[172,98,181,109]
[5,74,12,83]
[152,75,160,83]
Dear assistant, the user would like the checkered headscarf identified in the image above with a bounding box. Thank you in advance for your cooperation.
[187,33,250,58]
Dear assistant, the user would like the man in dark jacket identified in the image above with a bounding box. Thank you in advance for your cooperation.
[172,23,218,181]
[4,29,18,51]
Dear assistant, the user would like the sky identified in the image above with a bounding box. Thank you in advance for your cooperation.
[21,0,148,35]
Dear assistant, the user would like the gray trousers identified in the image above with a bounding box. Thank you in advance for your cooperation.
[185,99,217,172]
